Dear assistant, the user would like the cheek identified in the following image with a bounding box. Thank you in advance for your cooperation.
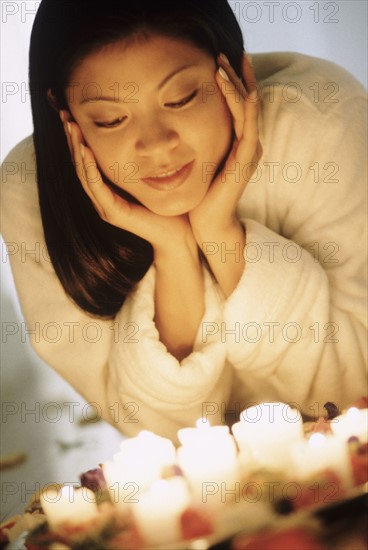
[84,139,132,185]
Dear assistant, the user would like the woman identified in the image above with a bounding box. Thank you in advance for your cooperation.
[1,0,366,442]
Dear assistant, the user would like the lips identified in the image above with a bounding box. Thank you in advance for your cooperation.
[141,161,194,191]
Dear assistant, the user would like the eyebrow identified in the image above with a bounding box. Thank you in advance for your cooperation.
[79,64,197,105]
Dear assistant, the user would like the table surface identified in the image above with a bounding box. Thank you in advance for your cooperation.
[1,259,125,523]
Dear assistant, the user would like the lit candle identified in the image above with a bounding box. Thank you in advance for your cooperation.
[102,431,176,509]
[131,477,191,545]
[291,433,353,487]
[232,402,304,471]
[178,418,230,446]
[331,408,368,442]
[177,419,239,505]
[40,485,98,530]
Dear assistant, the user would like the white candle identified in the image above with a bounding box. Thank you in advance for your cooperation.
[102,430,176,509]
[291,433,353,487]
[40,485,98,530]
[178,418,237,457]
[331,408,368,442]
[177,419,239,505]
[177,446,239,505]
[178,418,230,446]
[131,477,191,545]
[232,402,303,471]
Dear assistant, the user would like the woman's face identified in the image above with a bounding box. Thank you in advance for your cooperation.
[66,34,233,216]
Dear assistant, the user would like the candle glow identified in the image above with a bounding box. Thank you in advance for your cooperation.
[131,477,191,545]
[177,418,239,504]
[102,430,176,509]
[38,403,365,546]
[291,433,353,486]
[40,485,98,530]
[232,402,304,471]
[331,408,368,442]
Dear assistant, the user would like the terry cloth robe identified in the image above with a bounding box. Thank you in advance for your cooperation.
[1,52,367,443]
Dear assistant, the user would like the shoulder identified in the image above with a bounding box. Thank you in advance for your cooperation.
[1,135,42,241]
[1,134,37,196]
[252,51,366,108]
[2,134,35,169]
[251,52,366,156]
[238,53,366,233]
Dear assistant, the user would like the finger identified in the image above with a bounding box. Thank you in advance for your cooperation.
[215,66,245,140]
[217,53,247,99]
[216,67,260,147]
[68,122,107,218]
[238,57,261,166]
[216,53,260,141]
[217,87,260,193]
[241,53,258,94]
[72,138,159,238]
[235,88,260,163]
[68,121,154,236]
[215,55,261,189]
[218,53,261,112]
[59,117,167,240]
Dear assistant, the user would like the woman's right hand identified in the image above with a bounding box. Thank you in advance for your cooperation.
[60,110,194,254]
[60,111,205,360]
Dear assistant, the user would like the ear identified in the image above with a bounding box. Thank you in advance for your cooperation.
[46,88,59,111]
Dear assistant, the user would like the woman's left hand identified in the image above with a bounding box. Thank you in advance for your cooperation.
[188,53,262,296]
[189,52,262,240]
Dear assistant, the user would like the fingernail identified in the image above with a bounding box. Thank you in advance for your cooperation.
[66,121,72,136]
[59,110,65,123]
[219,53,230,65]
[80,143,85,159]
[218,67,229,81]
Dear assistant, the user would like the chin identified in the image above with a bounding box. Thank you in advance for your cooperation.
[147,196,204,217]
[148,205,191,217]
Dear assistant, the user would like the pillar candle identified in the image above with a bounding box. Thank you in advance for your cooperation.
[40,485,98,530]
[102,431,176,510]
[177,419,239,505]
[291,433,353,487]
[331,408,368,442]
[131,477,191,545]
[232,402,304,471]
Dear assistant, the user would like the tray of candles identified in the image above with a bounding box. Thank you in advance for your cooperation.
[1,399,367,550]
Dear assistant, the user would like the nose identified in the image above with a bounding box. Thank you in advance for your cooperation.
[135,114,179,158]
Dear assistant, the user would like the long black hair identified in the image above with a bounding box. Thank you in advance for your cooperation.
[29,0,245,318]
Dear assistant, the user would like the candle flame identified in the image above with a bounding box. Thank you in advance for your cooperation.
[151,479,169,495]
[195,418,210,429]
[61,486,74,500]
[309,433,326,448]
[346,407,359,419]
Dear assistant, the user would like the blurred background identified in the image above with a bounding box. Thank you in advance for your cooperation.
[1,0,367,522]
[1,0,367,160]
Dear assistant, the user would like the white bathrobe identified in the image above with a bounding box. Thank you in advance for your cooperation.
[1,52,367,442]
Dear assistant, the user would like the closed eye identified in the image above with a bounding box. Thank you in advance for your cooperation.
[94,89,198,126]
[165,90,198,109]
[95,116,126,128]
